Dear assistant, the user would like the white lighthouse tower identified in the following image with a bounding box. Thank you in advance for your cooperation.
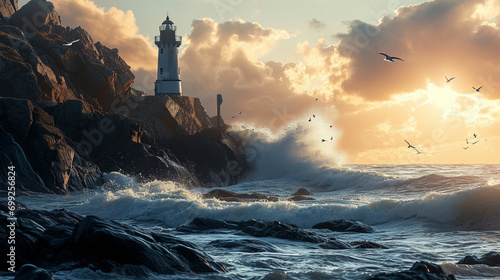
[154,15,182,96]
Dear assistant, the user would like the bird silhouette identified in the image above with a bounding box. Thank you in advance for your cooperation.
[379,53,404,62]
[313,115,316,118]
[474,134,477,138]
[466,138,469,144]
[473,86,482,92]
[329,125,333,128]
[472,140,480,145]
[330,136,333,140]
[463,147,469,150]
[321,139,326,142]
[415,149,422,154]
[404,140,416,149]
[308,118,311,122]
[63,39,80,46]
[445,76,455,83]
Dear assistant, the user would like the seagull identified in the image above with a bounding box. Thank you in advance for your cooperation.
[379,53,404,62]
[63,39,80,46]
[330,125,333,128]
[472,140,481,145]
[466,138,469,144]
[309,118,311,122]
[315,98,318,101]
[473,86,482,92]
[445,76,455,83]
[321,139,326,142]
[330,136,333,140]
[415,149,422,154]
[463,147,469,150]
[404,140,416,149]
[473,134,477,138]
[313,115,316,118]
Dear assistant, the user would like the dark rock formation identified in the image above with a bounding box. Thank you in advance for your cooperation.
[312,219,374,233]
[0,98,104,194]
[9,0,60,32]
[367,261,456,280]
[289,195,315,201]
[177,217,238,232]
[209,239,281,253]
[0,0,17,21]
[0,125,47,192]
[293,188,313,196]
[163,127,248,186]
[203,189,279,202]
[0,206,227,276]
[177,218,386,250]
[14,264,53,280]
[457,251,500,266]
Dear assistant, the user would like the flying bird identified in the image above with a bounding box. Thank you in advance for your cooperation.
[415,149,422,154]
[445,76,455,83]
[379,53,404,62]
[473,86,482,92]
[404,140,416,149]
[463,147,469,150]
[466,138,469,144]
[330,125,333,128]
[330,136,333,140]
[321,139,326,142]
[472,140,481,145]
[473,134,477,138]
[309,118,311,122]
[63,39,80,46]
[313,115,316,118]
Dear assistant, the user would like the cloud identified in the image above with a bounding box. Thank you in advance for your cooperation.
[337,0,500,100]
[52,0,157,72]
[308,18,326,30]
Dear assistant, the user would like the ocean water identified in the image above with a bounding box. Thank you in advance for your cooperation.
[15,121,500,279]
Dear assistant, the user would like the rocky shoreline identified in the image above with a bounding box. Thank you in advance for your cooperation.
[0,0,247,194]
[2,201,489,279]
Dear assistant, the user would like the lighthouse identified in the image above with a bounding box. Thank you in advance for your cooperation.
[154,15,182,96]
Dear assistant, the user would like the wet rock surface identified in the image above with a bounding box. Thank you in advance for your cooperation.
[0,205,227,276]
[367,261,456,280]
[203,189,279,202]
[312,219,374,233]
[457,251,500,266]
[177,218,386,250]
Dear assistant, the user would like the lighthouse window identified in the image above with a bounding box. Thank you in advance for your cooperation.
[160,68,163,75]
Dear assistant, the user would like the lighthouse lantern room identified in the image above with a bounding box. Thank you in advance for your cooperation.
[154,15,182,96]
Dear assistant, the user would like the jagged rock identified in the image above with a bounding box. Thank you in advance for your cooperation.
[367,261,456,280]
[0,125,48,192]
[9,0,60,33]
[289,195,315,201]
[203,189,279,202]
[71,216,227,274]
[164,96,213,135]
[14,264,53,280]
[350,241,388,249]
[0,98,104,193]
[312,219,374,233]
[293,188,313,196]
[458,251,500,266]
[209,239,281,253]
[176,217,238,232]
[95,42,134,97]
[164,127,248,186]
[0,0,17,20]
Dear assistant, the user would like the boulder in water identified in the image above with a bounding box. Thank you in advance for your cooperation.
[457,251,500,266]
[209,239,281,253]
[14,264,53,280]
[203,189,279,202]
[289,195,315,201]
[312,219,374,233]
[293,188,313,196]
[366,261,456,280]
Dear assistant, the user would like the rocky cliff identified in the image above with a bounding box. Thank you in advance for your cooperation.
[0,0,247,193]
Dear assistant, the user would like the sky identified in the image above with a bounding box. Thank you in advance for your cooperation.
[18,0,500,164]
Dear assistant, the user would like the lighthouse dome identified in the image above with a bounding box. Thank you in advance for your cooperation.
[162,16,174,25]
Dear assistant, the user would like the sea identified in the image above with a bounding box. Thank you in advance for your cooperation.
[15,120,500,280]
